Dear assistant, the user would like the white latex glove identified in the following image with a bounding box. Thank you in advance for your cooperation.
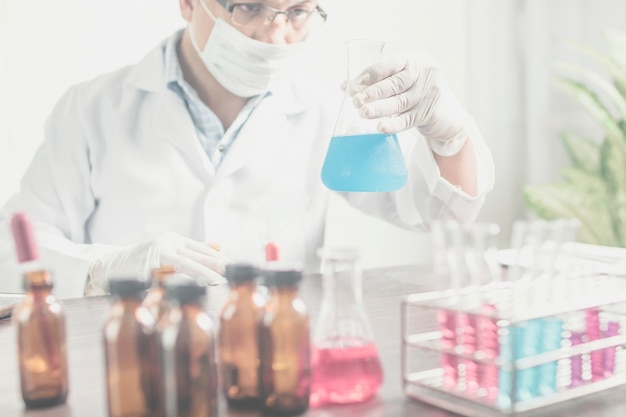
[348,52,474,156]
[86,233,230,294]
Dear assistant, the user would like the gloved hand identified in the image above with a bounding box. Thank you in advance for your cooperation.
[85,233,230,295]
[347,52,474,156]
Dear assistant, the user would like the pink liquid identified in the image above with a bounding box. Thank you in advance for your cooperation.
[478,304,499,401]
[438,309,458,389]
[457,312,479,394]
[604,321,620,377]
[310,343,383,406]
[586,307,604,381]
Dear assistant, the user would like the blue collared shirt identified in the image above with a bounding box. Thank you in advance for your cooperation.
[163,30,267,169]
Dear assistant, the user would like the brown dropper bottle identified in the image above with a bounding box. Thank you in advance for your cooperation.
[143,266,176,322]
[158,280,218,417]
[103,279,160,417]
[259,265,310,416]
[10,212,69,409]
[219,263,264,409]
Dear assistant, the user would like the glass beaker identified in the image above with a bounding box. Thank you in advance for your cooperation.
[321,39,408,192]
[310,248,383,406]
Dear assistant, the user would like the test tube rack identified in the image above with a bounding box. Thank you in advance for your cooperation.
[401,274,626,416]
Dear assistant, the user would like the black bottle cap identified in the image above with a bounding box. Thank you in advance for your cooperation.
[225,263,260,284]
[165,279,207,303]
[107,279,148,296]
[262,263,303,287]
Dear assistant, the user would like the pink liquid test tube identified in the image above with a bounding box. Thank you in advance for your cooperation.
[603,321,620,377]
[438,309,459,388]
[586,307,604,382]
[457,311,479,394]
[478,303,500,402]
[570,331,584,387]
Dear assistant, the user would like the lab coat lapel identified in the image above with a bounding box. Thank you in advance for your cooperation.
[147,89,215,178]
[125,38,315,179]
[217,78,314,177]
[126,39,216,178]
[217,100,289,178]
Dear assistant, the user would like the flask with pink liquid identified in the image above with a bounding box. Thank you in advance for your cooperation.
[310,248,383,406]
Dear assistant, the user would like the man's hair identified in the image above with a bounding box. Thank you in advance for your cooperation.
[215,0,228,7]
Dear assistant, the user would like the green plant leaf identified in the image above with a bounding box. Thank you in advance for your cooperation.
[554,60,626,121]
[605,29,626,73]
[556,78,626,149]
[562,167,604,192]
[524,182,619,246]
[561,37,626,99]
[525,33,626,249]
[560,133,600,175]
[600,138,626,246]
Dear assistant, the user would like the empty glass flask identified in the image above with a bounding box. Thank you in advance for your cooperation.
[310,248,383,406]
[320,39,408,192]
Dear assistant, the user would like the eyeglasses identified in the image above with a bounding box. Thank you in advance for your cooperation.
[226,2,327,31]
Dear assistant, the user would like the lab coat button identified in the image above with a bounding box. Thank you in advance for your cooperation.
[218,144,225,152]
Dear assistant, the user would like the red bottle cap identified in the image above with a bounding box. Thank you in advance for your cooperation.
[10,212,40,263]
[265,242,280,262]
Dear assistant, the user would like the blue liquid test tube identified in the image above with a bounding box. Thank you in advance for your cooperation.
[603,321,620,377]
[537,317,563,396]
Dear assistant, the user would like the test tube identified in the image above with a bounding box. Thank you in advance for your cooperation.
[603,321,620,377]
[437,221,461,390]
[462,223,500,396]
[536,220,568,397]
[474,223,502,403]
[586,307,604,381]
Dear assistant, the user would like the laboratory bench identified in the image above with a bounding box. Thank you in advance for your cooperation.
[1,264,626,417]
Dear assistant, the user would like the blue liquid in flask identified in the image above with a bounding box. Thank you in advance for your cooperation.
[321,133,408,192]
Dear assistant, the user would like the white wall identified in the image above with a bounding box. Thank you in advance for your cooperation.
[0,0,185,202]
[0,0,468,269]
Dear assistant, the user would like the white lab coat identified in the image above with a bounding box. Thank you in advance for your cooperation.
[0,38,494,298]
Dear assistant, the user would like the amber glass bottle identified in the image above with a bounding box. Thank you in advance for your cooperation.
[103,279,160,417]
[14,269,69,409]
[158,281,218,417]
[219,263,264,409]
[11,212,69,409]
[259,266,310,416]
[143,266,175,322]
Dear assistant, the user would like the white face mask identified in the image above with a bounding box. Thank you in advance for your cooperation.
[190,0,307,97]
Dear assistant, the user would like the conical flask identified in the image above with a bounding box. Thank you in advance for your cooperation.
[310,248,383,406]
[321,39,408,192]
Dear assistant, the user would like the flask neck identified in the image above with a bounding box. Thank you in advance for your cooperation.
[321,259,363,308]
[267,286,301,305]
[178,303,204,318]
[230,281,258,297]
[345,40,385,82]
[110,297,144,321]
[23,269,53,289]
[115,297,143,310]
[24,271,54,301]
[170,298,204,312]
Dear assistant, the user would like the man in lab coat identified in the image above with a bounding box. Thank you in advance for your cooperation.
[0,0,494,298]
